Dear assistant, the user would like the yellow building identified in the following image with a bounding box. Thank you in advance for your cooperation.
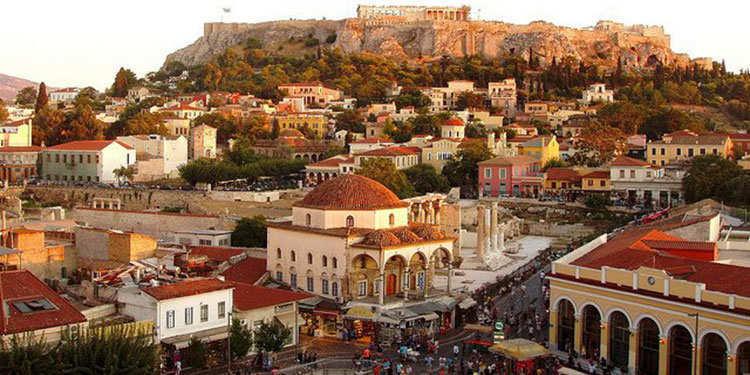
[519,135,560,166]
[548,214,750,375]
[646,131,732,166]
[274,113,329,139]
[0,118,33,147]
[581,170,611,192]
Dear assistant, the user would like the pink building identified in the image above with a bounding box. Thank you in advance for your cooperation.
[478,155,542,197]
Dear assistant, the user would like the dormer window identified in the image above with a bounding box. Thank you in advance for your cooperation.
[305,213,311,227]
[389,213,395,226]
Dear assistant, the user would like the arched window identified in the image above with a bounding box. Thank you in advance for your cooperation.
[389,213,395,226]
[609,311,631,369]
[276,248,282,259]
[346,215,354,227]
[638,318,661,375]
[322,256,328,267]
[702,333,727,375]
[305,213,311,227]
[557,299,575,353]
[331,281,339,297]
[332,257,338,268]
[291,251,296,262]
[581,305,601,360]
[307,253,313,265]
[669,325,693,375]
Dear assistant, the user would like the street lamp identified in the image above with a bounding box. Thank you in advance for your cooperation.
[688,312,699,375]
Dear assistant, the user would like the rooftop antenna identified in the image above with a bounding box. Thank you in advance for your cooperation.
[221,7,231,22]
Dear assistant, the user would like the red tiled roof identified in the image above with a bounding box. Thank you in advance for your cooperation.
[641,240,716,252]
[0,146,44,153]
[232,283,310,311]
[221,257,267,285]
[307,155,354,168]
[610,155,650,167]
[545,168,581,182]
[727,133,750,140]
[187,246,245,263]
[294,174,408,210]
[349,138,393,144]
[358,146,420,157]
[47,140,134,151]
[141,278,233,301]
[443,117,465,126]
[0,270,86,334]
[582,170,610,179]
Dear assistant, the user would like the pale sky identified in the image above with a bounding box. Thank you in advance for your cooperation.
[2,0,747,91]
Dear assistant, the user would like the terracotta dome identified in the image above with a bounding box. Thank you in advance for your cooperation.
[361,230,402,247]
[296,175,409,210]
[443,117,464,126]
[278,128,305,138]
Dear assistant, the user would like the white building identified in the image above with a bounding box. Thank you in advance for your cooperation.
[118,278,233,348]
[116,134,187,181]
[488,79,517,117]
[41,140,136,183]
[48,88,80,104]
[172,229,232,247]
[581,83,614,105]
[609,155,683,207]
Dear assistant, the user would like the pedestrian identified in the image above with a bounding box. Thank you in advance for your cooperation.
[453,343,460,358]
[172,349,181,375]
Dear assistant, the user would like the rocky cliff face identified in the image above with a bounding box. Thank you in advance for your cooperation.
[164,18,701,70]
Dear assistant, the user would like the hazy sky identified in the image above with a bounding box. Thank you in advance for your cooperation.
[2,0,747,91]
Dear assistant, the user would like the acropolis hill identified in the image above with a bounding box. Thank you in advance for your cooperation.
[164,4,712,70]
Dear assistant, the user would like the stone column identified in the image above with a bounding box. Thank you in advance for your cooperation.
[403,269,410,301]
[694,344,701,375]
[574,314,583,355]
[549,309,559,351]
[434,201,442,226]
[484,207,492,253]
[600,322,609,361]
[446,263,453,296]
[628,328,638,375]
[490,202,498,252]
[499,223,506,252]
[378,273,385,305]
[658,335,668,375]
[417,204,425,223]
[728,353,738,375]
[426,203,435,225]
[476,205,486,258]
[424,265,431,298]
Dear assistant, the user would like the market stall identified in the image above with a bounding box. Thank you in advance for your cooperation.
[489,338,550,375]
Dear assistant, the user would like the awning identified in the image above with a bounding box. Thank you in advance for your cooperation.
[421,312,440,321]
[489,338,550,361]
[458,297,477,309]
[344,305,378,321]
[433,296,457,312]
[161,326,228,349]
[298,296,322,310]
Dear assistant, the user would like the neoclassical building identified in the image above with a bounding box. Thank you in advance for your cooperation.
[266,175,455,306]
[548,213,750,375]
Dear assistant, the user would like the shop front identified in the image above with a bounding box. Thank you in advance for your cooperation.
[299,297,342,338]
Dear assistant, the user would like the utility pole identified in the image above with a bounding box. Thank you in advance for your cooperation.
[227,311,232,374]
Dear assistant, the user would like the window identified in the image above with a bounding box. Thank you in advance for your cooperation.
[332,257,337,268]
[87,155,91,163]
[676,148,682,156]
[660,148,665,156]
[651,148,656,156]
[322,279,329,294]
[646,171,652,178]
[306,277,314,292]
[55,154,60,162]
[185,307,193,325]
[389,214,395,226]
[218,302,226,319]
[600,180,606,187]
[198,239,211,245]
[307,253,313,265]
[63,154,67,163]
[332,282,339,297]
[700,148,706,155]
[357,280,367,296]
[619,170,625,178]
[712,148,718,155]
[305,213,311,227]
[499,168,506,179]
[322,256,328,267]
[588,179,593,187]
[78,155,83,163]
[277,248,282,259]
[290,273,297,288]
[276,271,283,281]
[629,170,635,179]
[200,305,208,322]
[688,148,694,157]
[346,215,354,227]
[484,168,492,178]
[291,251,296,262]
[166,310,175,328]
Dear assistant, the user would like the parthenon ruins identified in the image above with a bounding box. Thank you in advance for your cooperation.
[357,5,471,23]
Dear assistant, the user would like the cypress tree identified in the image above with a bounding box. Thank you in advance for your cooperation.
[35,82,48,113]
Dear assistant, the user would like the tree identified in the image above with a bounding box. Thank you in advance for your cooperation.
[252,320,291,356]
[584,194,609,210]
[542,158,569,171]
[442,141,493,191]
[186,337,207,369]
[597,102,647,135]
[577,121,628,163]
[0,100,7,123]
[114,165,136,185]
[404,164,450,195]
[34,82,48,113]
[111,67,137,97]
[122,112,168,136]
[683,155,744,203]
[232,216,268,248]
[356,158,416,198]
[32,106,64,145]
[0,334,57,374]
[57,324,159,373]
[50,103,105,144]
[230,319,254,360]
[14,86,37,107]
[455,91,485,110]
[334,110,364,133]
